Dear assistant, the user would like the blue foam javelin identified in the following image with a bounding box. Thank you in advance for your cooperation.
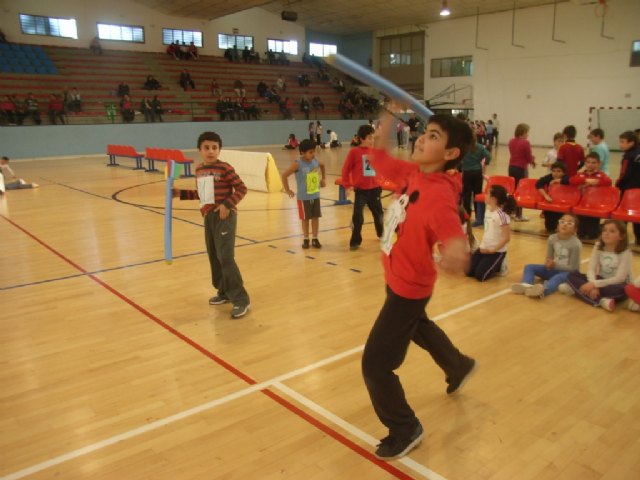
[325,53,434,119]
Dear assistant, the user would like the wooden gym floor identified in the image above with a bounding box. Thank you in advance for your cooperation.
[1,142,639,480]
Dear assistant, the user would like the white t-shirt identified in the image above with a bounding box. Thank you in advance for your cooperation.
[480,208,510,252]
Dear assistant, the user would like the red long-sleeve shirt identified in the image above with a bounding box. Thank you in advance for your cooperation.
[341,146,379,190]
[557,142,585,177]
[368,149,465,299]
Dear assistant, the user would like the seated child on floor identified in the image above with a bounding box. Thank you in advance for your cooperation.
[511,213,581,298]
[467,185,516,282]
[558,219,631,312]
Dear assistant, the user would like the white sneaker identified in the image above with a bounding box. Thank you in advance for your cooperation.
[558,283,574,295]
[497,261,508,277]
[511,283,532,295]
[628,300,640,312]
[525,283,545,298]
[599,297,615,312]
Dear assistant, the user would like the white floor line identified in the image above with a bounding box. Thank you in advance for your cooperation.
[2,288,510,480]
[433,288,511,321]
[273,382,448,480]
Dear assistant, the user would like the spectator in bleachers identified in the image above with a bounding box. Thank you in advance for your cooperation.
[187,42,199,60]
[312,96,324,112]
[90,36,103,55]
[12,95,26,126]
[249,48,260,64]
[317,66,329,81]
[179,42,189,60]
[119,94,134,123]
[216,97,233,121]
[266,49,276,65]
[24,93,41,125]
[68,87,82,113]
[244,99,260,120]
[232,45,239,62]
[233,98,245,120]
[61,87,70,112]
[179,69,195,91]
[276,75,286,92]
[278,51,290,66]
[117,81,130,98]
[166,42,179,60]
[300,96,310,120]
[233,80,246,98]
[48,94,66,125]
[211,79,222,97]
[302,51,312,66]
[0,95,17,125]
[279,97,293,119]
[265,86,280,104]
[297,73,310,87]
[242,46,251,63]
[256,81,268,97]
[151,95,163,122]
[144,75,161,90]
[140,97,155,122]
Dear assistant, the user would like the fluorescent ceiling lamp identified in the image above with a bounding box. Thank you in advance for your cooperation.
[440,0,451,16]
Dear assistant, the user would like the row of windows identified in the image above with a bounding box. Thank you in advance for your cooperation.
[18,14,337,57]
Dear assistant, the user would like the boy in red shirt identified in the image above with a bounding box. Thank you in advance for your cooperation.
[569,151,612,239]
[341,124,384,250]
[557,125,585,177]
[362,111,476,460]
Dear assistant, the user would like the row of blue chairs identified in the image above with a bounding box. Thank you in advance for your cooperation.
[0,43,45,54]
[0,63,58,74]
[0,44,57,75]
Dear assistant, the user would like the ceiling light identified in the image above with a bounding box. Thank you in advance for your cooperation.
[440,0,451,16]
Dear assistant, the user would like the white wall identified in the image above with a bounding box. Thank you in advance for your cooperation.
[0,0,305,59]
[424,0,640,146]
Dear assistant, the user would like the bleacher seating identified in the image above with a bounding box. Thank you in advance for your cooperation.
[0,44,57,74]
[0,43,351,125]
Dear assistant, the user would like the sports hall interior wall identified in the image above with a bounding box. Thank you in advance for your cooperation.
[422,0,640,145]
[0,120,365,159]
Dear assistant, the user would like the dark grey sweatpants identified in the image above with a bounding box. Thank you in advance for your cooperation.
[204,209,250,307]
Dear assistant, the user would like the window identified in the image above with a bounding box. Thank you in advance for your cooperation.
[20,14,78,39]
[379,33,423,69]
[631,40,640,67]
[218,34,253,50]
[309,42,337,58]
[431,56,473,78]
[97,23,144,43]
[163,29,202,47]
[267,39,298,55]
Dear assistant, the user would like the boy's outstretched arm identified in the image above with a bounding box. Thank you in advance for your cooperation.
[438,237,471,275]
[319,161,326,188]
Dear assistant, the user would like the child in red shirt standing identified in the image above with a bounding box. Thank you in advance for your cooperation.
[362,111,476,460]
[557,125,585,177]
[341,124,384,250]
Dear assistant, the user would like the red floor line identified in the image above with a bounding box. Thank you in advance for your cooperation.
[2,214,415,480]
